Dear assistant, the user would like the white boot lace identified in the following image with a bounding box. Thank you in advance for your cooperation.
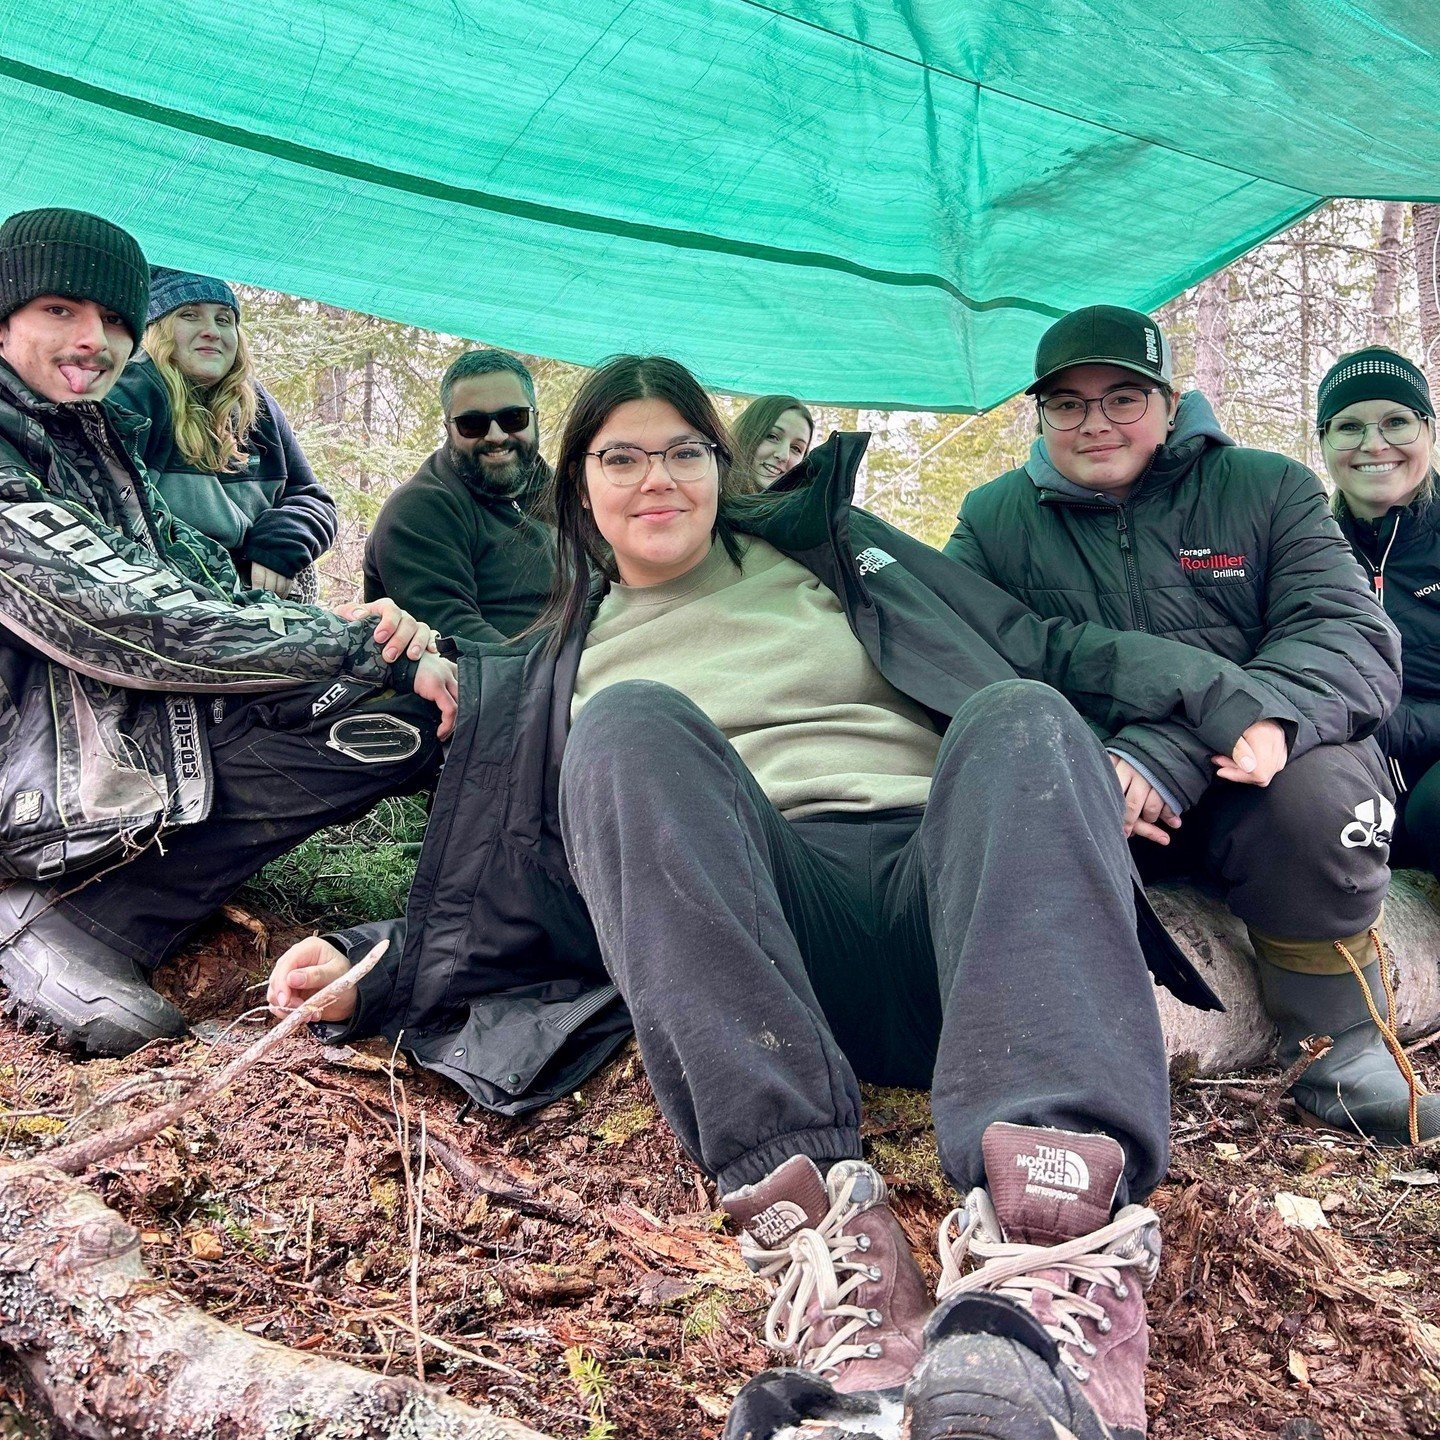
[935,1196,1158,1383]
[740,1169,888,1376]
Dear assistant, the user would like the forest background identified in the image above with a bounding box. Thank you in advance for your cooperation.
[238,199,1440,923]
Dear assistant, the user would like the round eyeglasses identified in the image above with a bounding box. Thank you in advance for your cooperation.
[1323,411,1425,452]
[1038,387,1161,431]
[586,440,719,486]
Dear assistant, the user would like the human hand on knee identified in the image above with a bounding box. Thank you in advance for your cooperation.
[1211,719,1288,787]
[333,596,438,663]
[266,935,356,1022]
[1110,757,1181,844]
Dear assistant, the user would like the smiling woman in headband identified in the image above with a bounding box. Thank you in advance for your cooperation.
[1320,345,1440,882]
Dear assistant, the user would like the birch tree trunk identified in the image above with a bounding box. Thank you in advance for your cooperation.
[1415,203,1440,372]
[1370,202,1406,348]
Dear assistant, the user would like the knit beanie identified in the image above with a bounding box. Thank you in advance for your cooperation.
[0,208,149,342]
[1317,346,1434,427]
[146,267,240,326]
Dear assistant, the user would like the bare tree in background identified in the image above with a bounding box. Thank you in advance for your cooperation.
[1194,271,1230,415]
[1416,203,1440,372]
[1370,202,1406,348]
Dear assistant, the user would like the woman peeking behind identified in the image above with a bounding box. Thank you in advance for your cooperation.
[109,268,337,599]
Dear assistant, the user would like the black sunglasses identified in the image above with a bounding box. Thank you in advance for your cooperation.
[450,406,533,439]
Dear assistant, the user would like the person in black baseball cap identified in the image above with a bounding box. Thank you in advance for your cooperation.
[1320,347,1440,886]
[0,207,149,404]
[948,303,1428,1147]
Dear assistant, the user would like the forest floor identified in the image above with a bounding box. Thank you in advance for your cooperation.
[3,902,1440,1440]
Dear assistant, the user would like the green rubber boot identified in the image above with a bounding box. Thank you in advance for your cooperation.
[1255,955,1437,1145]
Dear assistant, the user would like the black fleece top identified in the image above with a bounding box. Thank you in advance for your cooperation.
[363,445,555,644]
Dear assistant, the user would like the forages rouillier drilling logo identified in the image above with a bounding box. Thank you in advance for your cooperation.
[1178,546,1248,580]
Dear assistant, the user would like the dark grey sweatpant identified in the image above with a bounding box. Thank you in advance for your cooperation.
[1133,740,1394,939]
[558,677,1170,1202]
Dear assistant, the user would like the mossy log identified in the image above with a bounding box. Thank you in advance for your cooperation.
[1151,870,1440,1074]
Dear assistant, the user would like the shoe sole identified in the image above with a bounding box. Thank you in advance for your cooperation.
[907,1334,1113,1440]
[0,954,186,1058]
[1294,1103,1431,1147]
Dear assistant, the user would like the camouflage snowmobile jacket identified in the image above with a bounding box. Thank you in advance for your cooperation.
[0,360,407,881]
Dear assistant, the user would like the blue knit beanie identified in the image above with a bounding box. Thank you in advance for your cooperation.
[146,267,240,326]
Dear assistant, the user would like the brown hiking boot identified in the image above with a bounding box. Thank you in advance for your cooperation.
[724,1155,929,1395]
[906,1123,1160,1440]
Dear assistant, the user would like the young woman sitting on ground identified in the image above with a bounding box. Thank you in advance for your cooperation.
[267,354,1307,1438]
[110,268,337,600]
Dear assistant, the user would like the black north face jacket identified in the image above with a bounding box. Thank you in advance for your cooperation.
[320,433,1307,1115]
[1335,485,1440,790]
[945,394,1400,809]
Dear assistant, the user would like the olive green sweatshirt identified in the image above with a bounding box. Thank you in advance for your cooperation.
[572,538,940,818]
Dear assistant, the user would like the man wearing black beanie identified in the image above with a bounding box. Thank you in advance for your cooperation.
[0,207,459,1057]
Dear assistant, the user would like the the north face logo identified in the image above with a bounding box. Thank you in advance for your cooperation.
[1341,796,1396,850]
[855,547,896,576]
[743,1200,808,1249]
[1016,1143,1090,1195]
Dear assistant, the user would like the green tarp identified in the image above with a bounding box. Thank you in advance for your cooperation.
[1,3,1438,409]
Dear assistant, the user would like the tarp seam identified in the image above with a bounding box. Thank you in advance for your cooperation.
[0,51,1070,318]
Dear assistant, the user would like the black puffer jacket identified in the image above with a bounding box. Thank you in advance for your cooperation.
[945,394,1400,808]
[0,359,415,882]
[318,433,1311,1115]
[109,353,337,580]
[1335,485,1440,790]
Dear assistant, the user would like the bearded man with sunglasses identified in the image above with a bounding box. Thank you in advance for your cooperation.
[364,348,555,645]
[946,305,1434,1148]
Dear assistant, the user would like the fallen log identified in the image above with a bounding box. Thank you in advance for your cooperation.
[1152,870,1440,1074]
[0,942,555,1440]
[0,1161,551,1440]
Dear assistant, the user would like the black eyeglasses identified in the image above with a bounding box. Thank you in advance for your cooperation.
[585,441,720,486]
[1038,387,1161,431]
[450,406,533,439]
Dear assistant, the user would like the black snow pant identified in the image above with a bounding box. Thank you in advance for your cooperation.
[56,678,442,967]
[1392,757,1440,882]
[1132,740,1394,940]
[558,677,1171,1205]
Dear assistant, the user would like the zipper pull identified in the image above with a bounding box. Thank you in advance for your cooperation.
[1116,514,1131,551]
[1374,571,1385,598]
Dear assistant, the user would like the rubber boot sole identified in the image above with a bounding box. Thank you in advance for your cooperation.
[907,1296,1120,1440]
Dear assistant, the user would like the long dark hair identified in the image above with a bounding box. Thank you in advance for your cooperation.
[535,355,751,649]
[732,394,815,487]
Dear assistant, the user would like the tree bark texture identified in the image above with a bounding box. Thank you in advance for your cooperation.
[1416,203,1440,373]
[1194,271,1230,413]
[1370,202,1406,349]
[0,1162,552,1440]
[1151,870,1440,1075]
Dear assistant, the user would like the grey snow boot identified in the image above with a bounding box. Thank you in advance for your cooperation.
[0,882,188,1057]
[1256,948,1438,1146]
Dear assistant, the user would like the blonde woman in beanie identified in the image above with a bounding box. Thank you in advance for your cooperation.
[1321,346,1440,881]
[109,269,336,599]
